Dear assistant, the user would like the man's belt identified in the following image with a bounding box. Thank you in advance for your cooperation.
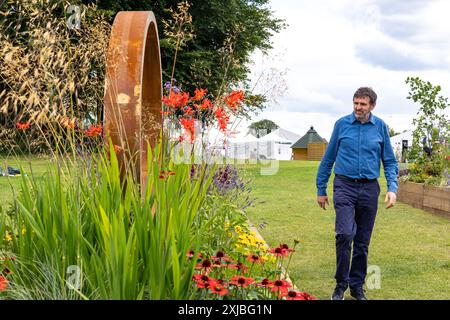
[335,174,377,183]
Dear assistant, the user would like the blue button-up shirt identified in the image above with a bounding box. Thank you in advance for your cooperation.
[316,112,398,196]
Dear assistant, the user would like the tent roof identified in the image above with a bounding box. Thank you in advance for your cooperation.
[291,126,326,148]
[258,130,292,143]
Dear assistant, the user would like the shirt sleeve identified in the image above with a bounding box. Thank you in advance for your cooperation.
[316,121,339,196]
[381,122,399,193]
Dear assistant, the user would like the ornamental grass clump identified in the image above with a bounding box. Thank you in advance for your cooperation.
[0,140,216,300]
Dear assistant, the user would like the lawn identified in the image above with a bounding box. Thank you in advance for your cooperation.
[0,155,52,206]
[243,160,450,300]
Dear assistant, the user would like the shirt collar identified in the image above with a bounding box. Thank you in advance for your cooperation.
[351,112,376,125]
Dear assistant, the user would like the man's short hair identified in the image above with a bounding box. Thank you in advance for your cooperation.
[353,87,377,105]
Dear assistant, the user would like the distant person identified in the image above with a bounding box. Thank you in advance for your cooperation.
[316,87,398,300]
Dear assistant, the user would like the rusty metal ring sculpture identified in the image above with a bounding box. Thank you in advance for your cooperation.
[103,11,162,192]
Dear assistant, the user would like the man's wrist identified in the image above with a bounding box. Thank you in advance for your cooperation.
[317,188,327,196]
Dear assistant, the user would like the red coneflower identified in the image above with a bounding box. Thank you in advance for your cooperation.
[230,276,254,288]
[269,246,290,257]
[270,279,291,294]
[195,259,213,273]
[228,262,249,273]
[247,254,262,264]
[257,278,274,288]
[210,284,228,296]
[280,290,306,300]
[299,292,317,300]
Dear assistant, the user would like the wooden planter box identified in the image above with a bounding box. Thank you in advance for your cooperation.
[397,181,450,218]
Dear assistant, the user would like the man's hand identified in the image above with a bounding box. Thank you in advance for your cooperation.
[317,195,329,210]
[384,192,397,209]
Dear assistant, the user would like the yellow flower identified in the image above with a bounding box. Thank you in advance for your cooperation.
[22,227,27,235]
[234,225,242,234]
[5,232,13,242]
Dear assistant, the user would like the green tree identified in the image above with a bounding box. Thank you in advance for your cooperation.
[405,76,450,184]
[83,0,286,100]
[248,119,278,137]
[387,125,399,137]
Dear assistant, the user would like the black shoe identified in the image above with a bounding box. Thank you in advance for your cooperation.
[350,287,367,300]
[331,286,346,300]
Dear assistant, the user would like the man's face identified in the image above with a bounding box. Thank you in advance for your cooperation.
[353,96,375,122]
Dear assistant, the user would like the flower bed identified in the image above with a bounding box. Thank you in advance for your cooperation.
[397,181,450,218]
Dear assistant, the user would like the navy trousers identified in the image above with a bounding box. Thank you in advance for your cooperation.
[332,175,380,289]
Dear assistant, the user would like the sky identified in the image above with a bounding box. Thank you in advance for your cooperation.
[238,0,450,141]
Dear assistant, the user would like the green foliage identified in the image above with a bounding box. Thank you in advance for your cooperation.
[0,142,215,299]
[248,119,279,137]
[405,77,450,185]
[84,0,286,99]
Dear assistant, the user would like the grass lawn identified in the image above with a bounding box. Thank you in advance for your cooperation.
[0,155,51,207]
[243,160,450,300]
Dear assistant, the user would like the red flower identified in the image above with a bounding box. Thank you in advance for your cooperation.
[257,278,274,288]
[212,251,232,263]
[230,276,254,288]
[247,254,262,264]
[183,106,194,116]
[61,117,75,129]
[214,107,230,132]
[199,99,212,110]
[270,279,291,294]
[299,292,317,300]
[85,124,103,137]
[210,284,228,296]
[187,250,195,259]
[228,262,249,273]
[269,244,294,257]
[16,121,30,131]
[162,92,190,109]
[113,144,122,154]
[196,259,213,273]
[225,90,244,111]
[280,290,302,300]
[0,275,8,291]
[192,88,207,101]
[180,117,196,143]
[194,274,218,289]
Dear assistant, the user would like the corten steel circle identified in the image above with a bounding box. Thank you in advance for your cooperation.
[103,11,162,191]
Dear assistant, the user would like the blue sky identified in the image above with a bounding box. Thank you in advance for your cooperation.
[240,0,450,140]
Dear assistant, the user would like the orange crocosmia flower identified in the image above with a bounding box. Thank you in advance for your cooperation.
[225,90,244,110]
[162,92,190,109]
[214,108,230,132]
[0,275,8,291]
[168,171,176,176]
[85,124,102,137]
[180,118,195,143]
[61,117,75,129]
[198,98,212,110]
[16,121,30,131]
[192,88,207,101]
[113,144,122,154]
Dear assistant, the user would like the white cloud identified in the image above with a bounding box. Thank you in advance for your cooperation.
[246,0,450,136]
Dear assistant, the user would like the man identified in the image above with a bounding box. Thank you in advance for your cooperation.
[316,87,398,300]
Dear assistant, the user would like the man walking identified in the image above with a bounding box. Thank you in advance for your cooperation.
[316,87,398,300]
